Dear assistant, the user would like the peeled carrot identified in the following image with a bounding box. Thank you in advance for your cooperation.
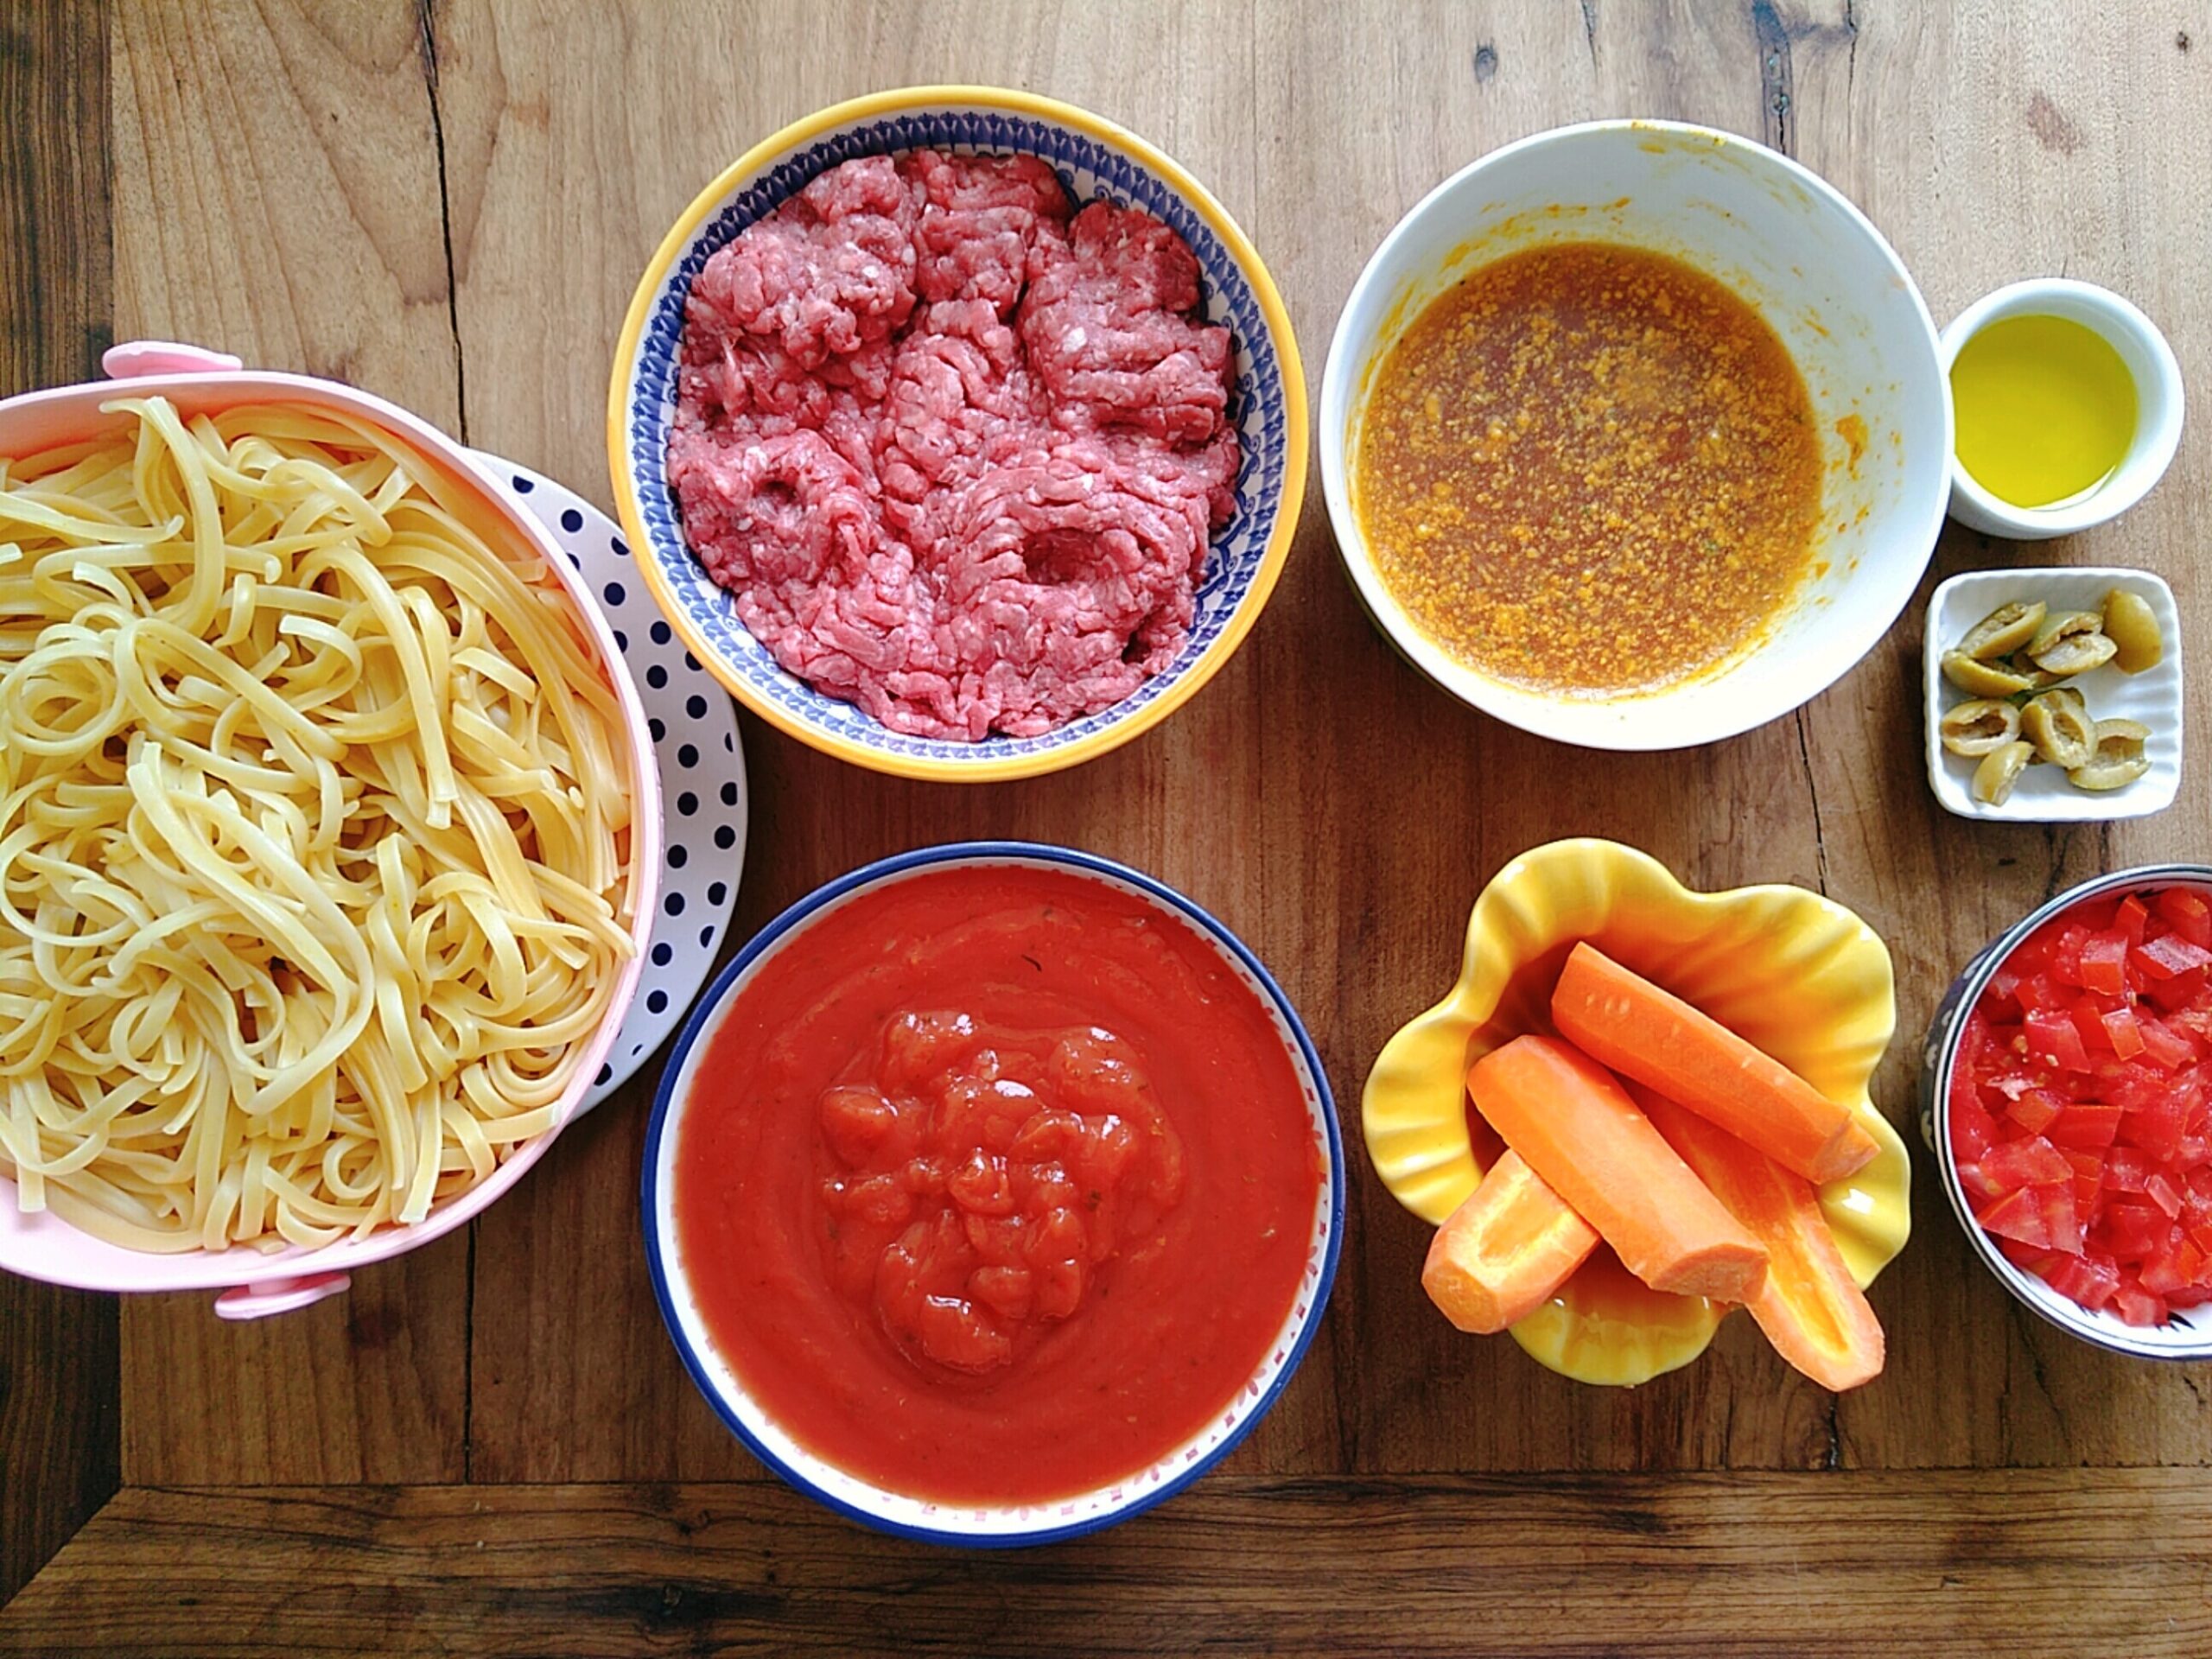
[1465,1035,1768,1302]
[1635,1084,1886,1391]
[1422,1150,1600,1334]
[1549,943,1880,1185]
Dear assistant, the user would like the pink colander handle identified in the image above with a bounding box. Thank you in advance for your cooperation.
[102,340,245,379]
[213,1272,351,1320]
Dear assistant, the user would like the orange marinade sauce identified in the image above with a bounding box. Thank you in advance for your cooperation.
[1354,241,1824,697]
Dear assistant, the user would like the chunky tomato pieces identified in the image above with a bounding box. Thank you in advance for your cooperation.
[1950,887,2212,1326]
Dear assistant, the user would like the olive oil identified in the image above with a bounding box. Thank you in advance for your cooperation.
[1951,314,2138,509]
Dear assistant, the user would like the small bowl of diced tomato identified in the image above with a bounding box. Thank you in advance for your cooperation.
[1926,866,2212,1356]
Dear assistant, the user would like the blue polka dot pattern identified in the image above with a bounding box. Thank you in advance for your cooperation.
[617,104,1295,773]
[477,454,748,1116]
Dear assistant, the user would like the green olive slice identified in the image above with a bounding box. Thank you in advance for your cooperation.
[2031,629,2119,677]
[1942,651,2037,697]
[2101,589,2164,673]
[1973,740,2036,806]
[2021,690,2097,770]
[1939,698,2023,757]
[1958,600,2047,660]
[2067,718,2152,791]
[2027,609,2101,657]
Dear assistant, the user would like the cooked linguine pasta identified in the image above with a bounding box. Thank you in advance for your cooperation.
[0,397,637,1252]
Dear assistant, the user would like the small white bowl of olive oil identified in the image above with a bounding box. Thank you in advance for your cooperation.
[1942,278,2183,540]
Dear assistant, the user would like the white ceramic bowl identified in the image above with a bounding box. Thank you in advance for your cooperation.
[1924,567,2182,823]
[0,342,661,1318]
[1319,120,1952,751]
[643,842,1343,1546]
[1942,278,2185,540]
[1922,866,2212,1360]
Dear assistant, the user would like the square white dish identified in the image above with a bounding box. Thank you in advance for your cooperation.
[1924,567,2183,822]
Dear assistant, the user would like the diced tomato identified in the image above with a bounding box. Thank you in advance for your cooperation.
[2121,1091,2191,1162]
[2024,1007,2093,1072]
[1979,1187,2050,1248]
[2146,1171,2185,1218]
[1950,1093,2002,1163]
[2036,1183,2085,1255]
[2139,1231,2208,1296]
[2138,934,2212,980]
[2146,968,2209,1014]
[2111,1284,2169,1327]
[2051,924,2090,987]
[2101,1005,2147,1059]
[2044,1254,2122,1310]
[2047,1103,2123,1151]
[2005,1088,2065,1135]
[1977,1135,2072,1192]
[2102,1201,2169,1258]
[2079,929,2131,995]
[2103,1146,2152,1192]
[2138,1017,2198,1071]
[2155,888,2212,949]
[1956,887,2212,1322]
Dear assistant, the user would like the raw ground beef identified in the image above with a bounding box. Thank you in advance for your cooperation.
[668,149,1240,741]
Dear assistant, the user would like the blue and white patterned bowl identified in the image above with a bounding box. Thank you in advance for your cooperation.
[608,87,1308,781]
[641,842,1343,1544]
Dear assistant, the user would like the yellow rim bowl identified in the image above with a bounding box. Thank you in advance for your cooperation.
[1363,839,1910,1386]
[607,86,1309,782]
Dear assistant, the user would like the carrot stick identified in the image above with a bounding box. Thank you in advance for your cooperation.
[1465,1035,1769,1301]
[1634,1084,1886,1391]
[1422,1150,1600,1334]
[1549,943,1880,1185]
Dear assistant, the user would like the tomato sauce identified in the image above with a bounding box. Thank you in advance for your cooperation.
[673,862,1322,1504]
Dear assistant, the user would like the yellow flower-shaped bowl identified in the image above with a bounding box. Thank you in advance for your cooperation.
[1364,839,1910,1386]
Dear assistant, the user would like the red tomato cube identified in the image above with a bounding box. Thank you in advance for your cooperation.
[2155,888,2212,949]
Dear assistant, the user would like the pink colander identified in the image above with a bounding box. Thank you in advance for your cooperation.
[0,342,661,1319]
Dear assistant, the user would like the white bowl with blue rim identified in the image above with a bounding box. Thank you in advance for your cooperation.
[607,86,1308,782]
[641,842,1344,1545]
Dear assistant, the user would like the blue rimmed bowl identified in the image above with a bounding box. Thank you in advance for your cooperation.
[641,842,1343,1546]
[608,87,1308,782]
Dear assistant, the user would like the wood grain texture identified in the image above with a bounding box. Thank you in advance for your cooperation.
[107,0,473,1485]
[0,0,119,1605]
[1779,0,2212,1469]
[9,1471,2212,1656]
[48,0,2212,1591]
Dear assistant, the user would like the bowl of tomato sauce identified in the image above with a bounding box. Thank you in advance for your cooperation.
[644,842,1341,1543]
[1923,864,2212,1358]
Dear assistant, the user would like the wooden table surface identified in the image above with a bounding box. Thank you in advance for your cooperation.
[5,1,2212,1653]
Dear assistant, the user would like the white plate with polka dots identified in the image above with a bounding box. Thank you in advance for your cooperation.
[477,453,748,1113]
